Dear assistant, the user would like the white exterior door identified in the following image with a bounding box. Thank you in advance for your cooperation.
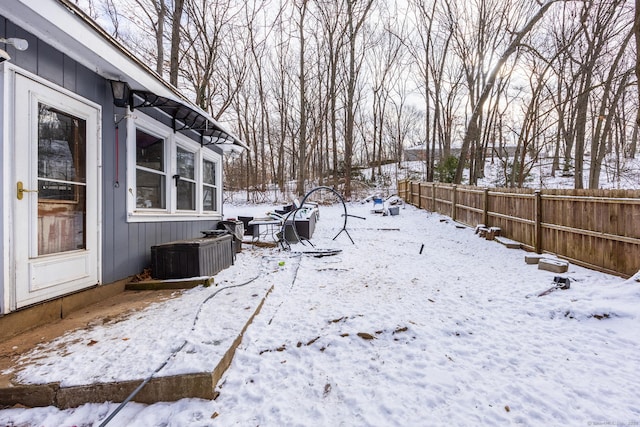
[12,72,100,309]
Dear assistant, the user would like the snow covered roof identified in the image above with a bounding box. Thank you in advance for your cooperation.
[1,0,247,150]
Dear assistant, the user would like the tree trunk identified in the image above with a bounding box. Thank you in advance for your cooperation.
[155,1,166,76]
[343,0,374,198]
[296,0,308,196]
[169,0,185,86]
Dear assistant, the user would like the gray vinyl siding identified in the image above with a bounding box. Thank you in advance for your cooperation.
[3,17,223,286]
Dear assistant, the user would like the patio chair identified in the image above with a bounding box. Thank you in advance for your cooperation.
[238,216,255,237]
[372,197,384,213]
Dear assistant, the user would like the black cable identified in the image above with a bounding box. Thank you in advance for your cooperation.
[99,272,263,427]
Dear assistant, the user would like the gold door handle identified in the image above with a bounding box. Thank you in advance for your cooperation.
[17,181,38,200]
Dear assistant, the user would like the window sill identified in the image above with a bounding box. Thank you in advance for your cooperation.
[127,211,222,223]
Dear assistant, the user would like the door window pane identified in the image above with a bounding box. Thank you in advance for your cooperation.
[37,104,86,255]
[38,106,86,184]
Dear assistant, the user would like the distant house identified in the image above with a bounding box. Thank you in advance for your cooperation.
[0,0,246,318]
[404,145,518,162]
[404,146,462,162]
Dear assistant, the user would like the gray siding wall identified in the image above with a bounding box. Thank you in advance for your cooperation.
[2,17,223,286]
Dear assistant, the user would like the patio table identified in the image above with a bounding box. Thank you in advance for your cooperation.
[248,217,283,242]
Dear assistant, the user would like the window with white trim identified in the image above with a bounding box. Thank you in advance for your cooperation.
[176,146,196,211]
[202,158,217,212]
[135,128,166,209]
[126,113,222,222]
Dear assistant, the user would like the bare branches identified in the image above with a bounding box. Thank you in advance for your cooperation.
[453,0,561,184]
[85,0,639,192]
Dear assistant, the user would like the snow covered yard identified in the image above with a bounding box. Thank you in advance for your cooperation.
[1,202,639,426]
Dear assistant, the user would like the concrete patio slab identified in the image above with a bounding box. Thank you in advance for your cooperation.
[0,281,273,409]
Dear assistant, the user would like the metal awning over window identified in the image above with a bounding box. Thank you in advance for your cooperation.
[130,90,246,149]
[109,80,247,150]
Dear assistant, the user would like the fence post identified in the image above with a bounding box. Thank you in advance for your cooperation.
[417,182,422,209]
[413,181,417,206]
[483,188,489,226]
[410,181,415,206]
[535,190,542,254]
[431,183,436,212]
[451,185,457,221]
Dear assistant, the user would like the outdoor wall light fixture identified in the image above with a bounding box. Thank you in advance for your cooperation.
[0,38,29,51]
[109,80,131,108]
[0,37,29,63]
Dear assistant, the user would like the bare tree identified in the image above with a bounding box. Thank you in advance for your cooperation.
[342,0,375,198]
[85,0,640,194]
[316,0,348,189]
[295,0,310,196]
[447,0,514,185]
[387,96,423,167]
[169,0,185,85]
[453,0,561,184]
[407,0,437,181]
[567,1,619,188]
[97,0,160,71]
[270,3,297,194]
[180,0,249,118]
[310,24,333,186]
[246,2,279,192]
[368,7,407,182]
[588,24,635,188]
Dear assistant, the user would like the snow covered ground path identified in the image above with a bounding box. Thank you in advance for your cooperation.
[1,202,639,426]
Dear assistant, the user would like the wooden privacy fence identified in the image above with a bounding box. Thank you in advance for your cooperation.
[398,180,640,278]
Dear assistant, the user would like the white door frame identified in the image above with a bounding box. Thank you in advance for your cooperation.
[2,64,102,312]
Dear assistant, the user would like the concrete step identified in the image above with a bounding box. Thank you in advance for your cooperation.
[0,284,273,409]
[538,258,570,273]
[495,236,521,249]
